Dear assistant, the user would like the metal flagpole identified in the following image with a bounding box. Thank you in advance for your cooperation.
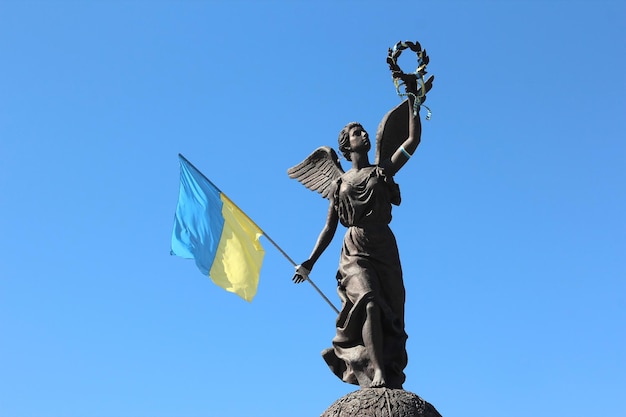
[260,233,340,315]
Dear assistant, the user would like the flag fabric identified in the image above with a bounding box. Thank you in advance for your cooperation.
[171,154,265,302]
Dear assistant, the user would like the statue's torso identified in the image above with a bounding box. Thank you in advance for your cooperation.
[336,166,398,228]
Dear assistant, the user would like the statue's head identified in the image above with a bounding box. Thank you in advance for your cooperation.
[338,122,363,161]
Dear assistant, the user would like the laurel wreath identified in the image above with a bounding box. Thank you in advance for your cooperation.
[387,40,431,119]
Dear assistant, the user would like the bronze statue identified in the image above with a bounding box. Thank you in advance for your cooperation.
[288,42,434,390]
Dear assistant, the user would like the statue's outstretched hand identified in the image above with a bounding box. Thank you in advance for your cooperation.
[404,76,419,96]
[292,260,314,284]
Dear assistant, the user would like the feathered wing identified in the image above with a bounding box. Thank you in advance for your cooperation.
[375,75,434,165]
[287,146,344,199]
[374,99,410,165]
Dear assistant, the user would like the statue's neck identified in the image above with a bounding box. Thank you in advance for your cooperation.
[351,152,371,170]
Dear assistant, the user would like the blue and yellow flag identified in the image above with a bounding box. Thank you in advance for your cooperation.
[171,154,265,302]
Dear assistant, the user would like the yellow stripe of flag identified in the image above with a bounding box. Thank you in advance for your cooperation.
[209,193,265,302]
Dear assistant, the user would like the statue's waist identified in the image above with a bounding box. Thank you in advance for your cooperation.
[346,222,391,230]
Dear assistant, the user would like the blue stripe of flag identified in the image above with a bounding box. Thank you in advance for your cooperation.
[171,155,225,276]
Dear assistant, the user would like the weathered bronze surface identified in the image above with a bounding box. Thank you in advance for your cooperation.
[289,71,433,390]
[321,388,443,417]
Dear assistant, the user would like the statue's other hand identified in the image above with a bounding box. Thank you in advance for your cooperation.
[292,272,307,284]
[292,260,313,284]
[404,76,419,95]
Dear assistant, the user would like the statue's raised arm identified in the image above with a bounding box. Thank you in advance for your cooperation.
[375,57,434,175]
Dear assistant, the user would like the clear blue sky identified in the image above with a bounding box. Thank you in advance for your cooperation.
[1,1,624,416]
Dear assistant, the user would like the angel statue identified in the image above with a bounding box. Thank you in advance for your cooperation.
[288,72,434,390]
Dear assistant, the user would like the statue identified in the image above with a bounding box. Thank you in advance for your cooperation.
[288,41,434,391]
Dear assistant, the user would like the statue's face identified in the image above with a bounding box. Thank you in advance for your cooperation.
[348,125,370,154]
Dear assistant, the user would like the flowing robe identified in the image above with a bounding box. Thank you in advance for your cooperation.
[321,165,408,389]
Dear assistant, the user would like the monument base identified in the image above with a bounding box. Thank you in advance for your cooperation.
[321,388,442,417]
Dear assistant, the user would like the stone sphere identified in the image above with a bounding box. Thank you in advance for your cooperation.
[321,388,442,417]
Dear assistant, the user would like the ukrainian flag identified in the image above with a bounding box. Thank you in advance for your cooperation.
[171,154,265,302]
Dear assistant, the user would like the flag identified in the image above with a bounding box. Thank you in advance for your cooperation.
[171,154,265,302]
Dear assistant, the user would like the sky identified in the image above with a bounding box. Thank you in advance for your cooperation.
[1,1,624,416]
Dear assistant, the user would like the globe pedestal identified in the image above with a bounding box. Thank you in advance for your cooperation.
[321,388,442,417]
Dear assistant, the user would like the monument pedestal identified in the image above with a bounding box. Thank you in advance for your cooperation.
[321,388,442,417]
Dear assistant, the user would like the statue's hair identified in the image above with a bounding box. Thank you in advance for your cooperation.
[338,122,362,162]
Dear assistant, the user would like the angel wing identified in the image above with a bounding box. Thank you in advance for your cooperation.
[287,146,344,199]
[374,99,410,165]
[374,75,434,165]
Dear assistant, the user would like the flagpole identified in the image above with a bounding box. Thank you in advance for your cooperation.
[260,233,340,315]
[178,154,340,314]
